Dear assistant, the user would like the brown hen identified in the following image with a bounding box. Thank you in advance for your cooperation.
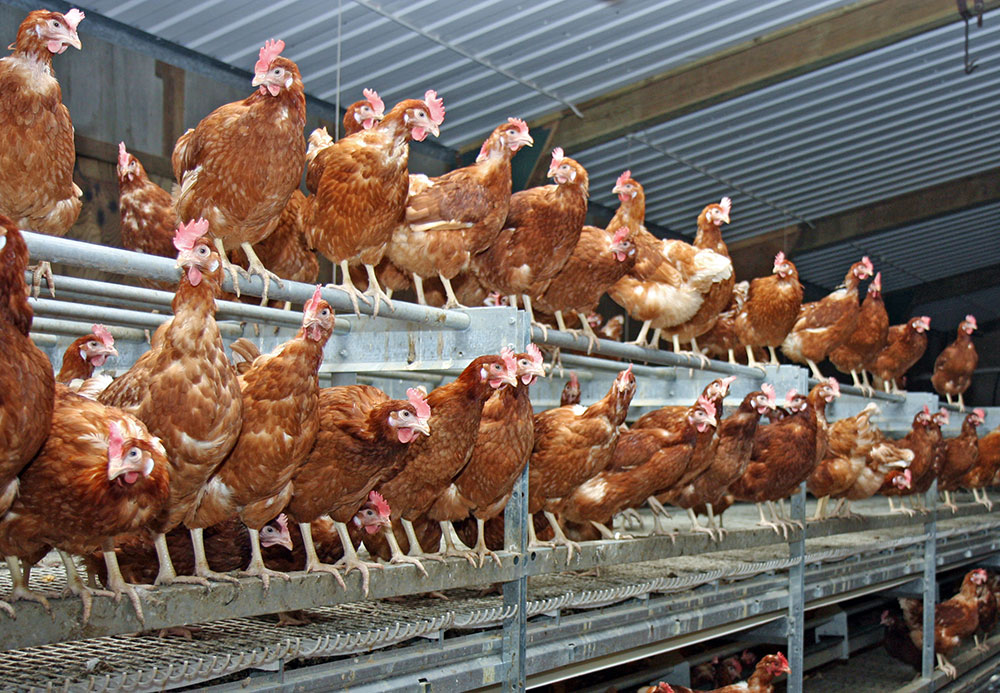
[932,315,978,410]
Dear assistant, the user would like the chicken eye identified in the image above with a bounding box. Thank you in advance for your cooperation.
[197,246,209,256]
[127,448,141,460]
[399,411,411,418]
[51,20,61,29]
[320,308,330,317]
[415,110,426,118]
[88,341,99,348]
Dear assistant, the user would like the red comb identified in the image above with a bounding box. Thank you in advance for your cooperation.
[502,351,518,375]
[508,116,528,133]
[275,513,289,533]
[698,394,716,419]
[423,90,445,125]
[173,218,209,252]
[611,227,629,244]
[63,8,84,30]
[363,88,384,116]
[406,388,431,420]
[550,147,565,166]
[761,383,776,402]
[860,256,874,274]
[108,420,124,460]
[254,39,285,74]
[827,377,841,396]
[369,490,391,517]
[974,408,986,419]
[966,314,978,329]
[117,142,129,169]
[719,197,732,216]
[785,388,798,402]
[92,324,114,348]
[616,170,631,188]
[500,345,515,361]
[304,284,323,315]
[527,343,543,364]
[774,250,785,265]
[922,404,931,415]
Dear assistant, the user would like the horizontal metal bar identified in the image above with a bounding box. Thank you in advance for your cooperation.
[556,352,677,380]
[29,296,246,338]
[807,376,905,403]
[30,317,149,343]
[533,326,768,378]
[22,232,471,329]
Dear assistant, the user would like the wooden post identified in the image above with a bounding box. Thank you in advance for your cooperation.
[155,61,186,160]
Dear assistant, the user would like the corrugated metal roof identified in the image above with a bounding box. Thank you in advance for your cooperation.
[791,200,1000,292]
[578,18,1000,244]
[78,0,860,148]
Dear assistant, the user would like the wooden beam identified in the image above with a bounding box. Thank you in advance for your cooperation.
[75,134,173,180]
[529,0,1000,160]
[728,166,1000,281]
[155,60,186,160]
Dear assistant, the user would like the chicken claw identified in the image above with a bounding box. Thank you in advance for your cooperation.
[362,263,394,317]
[236,241,284,306]
[27,261,55,298]
[5,558,50,615]
[543,511,581,564]
[936,654,958,678]
[380,524,429,577]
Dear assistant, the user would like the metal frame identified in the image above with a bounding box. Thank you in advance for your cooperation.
[8,232,1000,691]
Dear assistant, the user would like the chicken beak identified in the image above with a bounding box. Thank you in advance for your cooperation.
[719,213,730,224]
[275,534,294,550]
[99,344,119,358]
[251,72,266,87]
[107,454,152,483]
[425,123,440,138]
[501,370,518,387]
[64,32,82,50]
[408,418,431,437]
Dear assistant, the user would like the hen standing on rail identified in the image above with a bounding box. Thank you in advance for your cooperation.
[172,39,306,304]
[302,91,445,315]
[734,252,802,367]
[0,8,85,296]
[305,89,385,194]
[830,272,889,393]
[287,387,430,594]
[932,315,978,411]
[472,147,589,327]
[186,287,334,588]
[388,118,533,308]
[99,219,244,586]
[781,257,874,379]
[870,316,930,394]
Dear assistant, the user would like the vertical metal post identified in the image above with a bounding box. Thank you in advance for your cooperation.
[501,461,529,691]
[786,482,806,693]
[921,478,938,682]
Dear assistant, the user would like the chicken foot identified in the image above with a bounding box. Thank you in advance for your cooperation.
[327,260,372,317]
[438,521,478,566]
[768,346,780,366]
[631,320,653,347]
[99,538,150,626]
[685,508,718,541]
[805,358,824,380]
[589,520,633,541]
[412,274,427,305]
[240,528,292,591]
[887,497,916,516]
[27,260,55,298]
[333,521,383,596]
[543,510,582,564]
[527,516,555,550]
[831,498,862,520]
[958,393,966,412]
[974,488,993,510]
[379,523,428,576]
[936,653,958,678]
[5,556,47,615]
[470,517,502,568]
[618,507,644,531]
[152,533,210,587]
[705,504,727,539]
[811,496,829,521]
[438,274,465,310]
[399,518,447,563]
[756,502,788,538]
[575,311,601,354]
[363,263,394,317]
[59,550,116,625]
[941,490,959,514]
[298,521,347,590]
[190,528,241,585]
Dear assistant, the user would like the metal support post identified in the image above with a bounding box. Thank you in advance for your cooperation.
[502,462,529,691]
[921,478,938,683]
[786,482,806,693]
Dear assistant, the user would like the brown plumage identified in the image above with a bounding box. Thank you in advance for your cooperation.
[0,218,55,516]
[56,325,118,384]
[781,257,874,379]
[0,10,83,239]
[301,92,445,313]
[807,402,880,516]
[560,372,581,406]
[734,251,803,366]
[425,347,545,563]
[528,367,635,554]
[879,407,942,500]
[869,316,931,393]
[900,569,987,677]
[117,143,176,290]
[659,199,735,348]
[830,272,889,387]
[560,395,718,536]
[305,91,385,195]
[0,385,170,621]
[99,220,244,584]
[961,426,1000,502]
[660,652,790,693]
[940,409,985,498]
[172,40,306,300]
[534,225,637,341]
[388,119,532,308]
[187,290,334,585]
[472,147,589,317]
[377,354,518,556]
[229,189,318,290]
[631,377,736,438]
[932,316,979,408]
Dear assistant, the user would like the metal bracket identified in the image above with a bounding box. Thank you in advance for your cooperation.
[957,0,985,74]
[814,610,850,661]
